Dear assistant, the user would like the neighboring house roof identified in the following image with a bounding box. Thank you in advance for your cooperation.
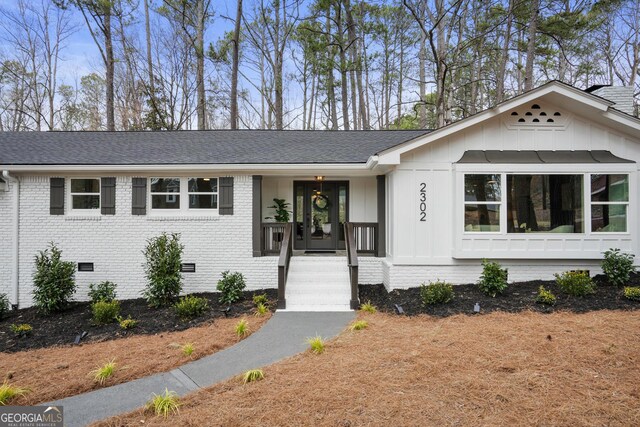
[457,150,635,164]
[377,81,640,165]
[0,130,430,166]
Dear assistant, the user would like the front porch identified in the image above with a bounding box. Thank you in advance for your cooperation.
[250,174,386,311]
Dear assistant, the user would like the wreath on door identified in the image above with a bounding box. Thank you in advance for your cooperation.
[313,193,330,211]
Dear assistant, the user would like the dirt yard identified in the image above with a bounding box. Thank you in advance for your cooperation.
[97,310,640,427]
[0,314,269,405]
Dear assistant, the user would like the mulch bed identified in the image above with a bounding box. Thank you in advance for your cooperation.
[0,289,277,353]
[359,273,640,317]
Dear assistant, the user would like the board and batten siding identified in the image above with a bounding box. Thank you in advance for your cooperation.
[14,175,277,308]
[384,101,640,288]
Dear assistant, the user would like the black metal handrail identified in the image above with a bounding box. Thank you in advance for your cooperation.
[277,223,293,309]
[344,222,360,310]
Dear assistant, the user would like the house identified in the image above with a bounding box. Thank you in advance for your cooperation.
[1,81,639,311]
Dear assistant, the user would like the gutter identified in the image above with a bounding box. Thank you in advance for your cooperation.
[2,171,19,308]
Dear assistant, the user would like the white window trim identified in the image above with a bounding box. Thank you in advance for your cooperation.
[454,167,637,259]
[68,177,101,216]
[148,177,219,216]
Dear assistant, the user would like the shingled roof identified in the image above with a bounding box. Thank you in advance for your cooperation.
[0,130,430,166]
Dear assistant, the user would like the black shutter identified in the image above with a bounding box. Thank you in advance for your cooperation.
[101,177,116,215]
[219,177,234,215]
[132,177,147,215]
[50,177,65,215]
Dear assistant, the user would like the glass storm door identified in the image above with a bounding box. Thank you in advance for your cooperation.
[294,181,348,251]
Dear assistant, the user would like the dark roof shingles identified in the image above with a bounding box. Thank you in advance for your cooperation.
[0,130,430,165]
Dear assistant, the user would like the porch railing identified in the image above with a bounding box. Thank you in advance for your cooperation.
[262,222,288,255]
[344,222,360,310]
[351,222,378,254]
[277,223,293,310]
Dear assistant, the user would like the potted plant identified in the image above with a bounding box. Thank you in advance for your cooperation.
[265,198,292,242]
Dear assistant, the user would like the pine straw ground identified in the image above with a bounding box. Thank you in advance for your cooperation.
[97,310,640,427]
[0,315,269,405]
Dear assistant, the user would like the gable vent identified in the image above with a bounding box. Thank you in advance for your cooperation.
[506,104,568,129]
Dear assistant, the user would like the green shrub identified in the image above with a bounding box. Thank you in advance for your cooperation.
[216,271,246,304]
[146,389,180,418]
[535,286,557,305]
[32,243,77,314]
[117,315,138,330]
[10,323,32,337]
[602,249,636,287]
[623,286,640,301]
[252,293,268,306]
[359,301,377,313]
[88,281,117,303]
[555,271,596,296]
[242,369,265,383]
[0,293,9,319]
[478,259,508,297]
[174,295,209,320]
[420,280,454,305]
[92,300,120,325]
[142,233,184,307]
[0,381,29,405]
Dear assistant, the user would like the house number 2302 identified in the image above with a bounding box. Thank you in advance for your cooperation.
[419,182,426,221]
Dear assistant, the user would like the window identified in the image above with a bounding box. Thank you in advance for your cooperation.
[188,178,217,209]
[150,178,181,209]
[464,174,501,232]
[70,178,100,210]
[150,177,218,213]
[591,174,629,232]
[507,175,583,233]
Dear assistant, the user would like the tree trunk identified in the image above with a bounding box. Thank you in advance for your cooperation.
[196,0,206,130]
[326,8,339,130]
[105,5,115,131]
[496,0,513,103]
[230,0,243,129]
[524,0,539,92]
[335,1,350,130]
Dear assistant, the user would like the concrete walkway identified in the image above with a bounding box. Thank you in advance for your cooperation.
[48,311,354,427]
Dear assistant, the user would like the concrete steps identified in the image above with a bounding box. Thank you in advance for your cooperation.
[281,256,352,312]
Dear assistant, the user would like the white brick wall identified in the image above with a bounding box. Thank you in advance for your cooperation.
[15,175,277,307]
[0,183,13,299]
[382,260,604,290]
[358,257,383,284]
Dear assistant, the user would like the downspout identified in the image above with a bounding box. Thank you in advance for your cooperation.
[2,171,19,309]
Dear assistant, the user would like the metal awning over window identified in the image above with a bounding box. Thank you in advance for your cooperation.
[456,150,635,164]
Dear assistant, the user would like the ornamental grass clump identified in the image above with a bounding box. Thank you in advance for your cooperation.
[217,271,246,304]
[142,233,184,307]
[91,360,117,385]
[623,286,640,301]
[0,381,29,405]
[10,323,33,337]
[535,286,557,305]
[88,281,117,303]
[359,301,377,313]
[350,320,368,331]
[146,389,180,418]
[254,302,269,317]
[420,280,454,305]
[555,271,596,297]
[252,293,268,306]
[478,259,508,297]
[181,343,195,357]
[32,243,76,315]
[174,295,209,320]
[307,335,325,354]
[92,300,120,325]
[602,249,636,287]
[243,369,265,384]
[235,318,249,338]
